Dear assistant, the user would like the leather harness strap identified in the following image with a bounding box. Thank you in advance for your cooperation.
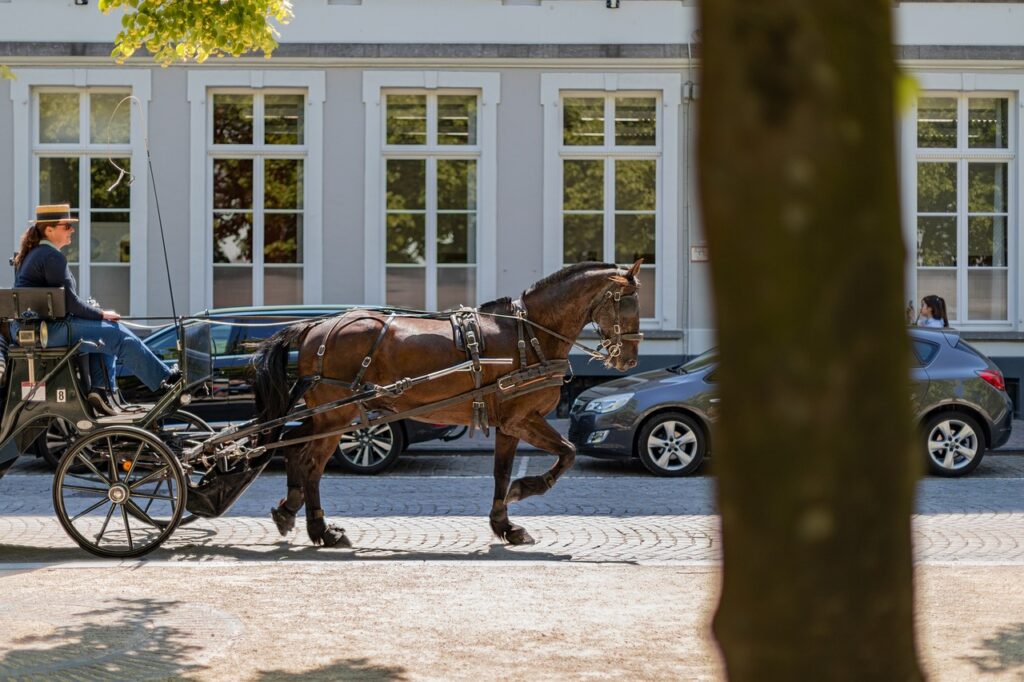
[350,313,395,391]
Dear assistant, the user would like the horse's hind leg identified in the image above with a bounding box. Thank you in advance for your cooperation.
[490,431,534,546]
[505,415,576,504]
[270,439,309,536]
[304,436,351,548]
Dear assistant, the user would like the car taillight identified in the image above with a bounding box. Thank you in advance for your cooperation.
[977,368,1006,392]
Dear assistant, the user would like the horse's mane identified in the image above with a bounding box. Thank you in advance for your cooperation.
[479,296,512,313]
[523,261,619,297]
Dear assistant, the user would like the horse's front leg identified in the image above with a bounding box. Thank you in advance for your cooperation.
[490,431,534,545]
[505,415,576,505]
[304,438,351,548]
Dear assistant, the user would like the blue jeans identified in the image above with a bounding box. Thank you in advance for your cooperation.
[43,318,171,392]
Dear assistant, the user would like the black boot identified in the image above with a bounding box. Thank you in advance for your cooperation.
[87,389,121,417]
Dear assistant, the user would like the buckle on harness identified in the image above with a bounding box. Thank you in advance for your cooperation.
[316,344,326,357]
[361,356,372,368]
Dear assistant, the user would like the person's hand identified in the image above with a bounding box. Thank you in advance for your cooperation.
[102,310,121,322]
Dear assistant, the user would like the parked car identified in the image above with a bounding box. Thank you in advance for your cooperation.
[569,327,1013,477]
[32,305,465,473]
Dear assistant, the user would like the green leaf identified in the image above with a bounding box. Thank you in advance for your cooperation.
[0,65,14,81]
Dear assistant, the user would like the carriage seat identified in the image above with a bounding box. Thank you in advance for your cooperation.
[0,287,72,349]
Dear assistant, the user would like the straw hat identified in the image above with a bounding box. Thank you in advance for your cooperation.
[31,204,78,225]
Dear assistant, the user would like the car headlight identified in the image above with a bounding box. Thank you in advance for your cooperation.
[584,393,634,414]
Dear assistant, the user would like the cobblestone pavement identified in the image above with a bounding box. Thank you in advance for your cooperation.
[0,453,1021,565]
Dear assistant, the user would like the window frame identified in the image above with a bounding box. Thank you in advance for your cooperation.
[902,72,1024,331]
[912,90,1015,325]
[188,71,325,313]
[10,69,151,315]
[363,71,500,308]
[541,73,681,331]
[382,88,482,310]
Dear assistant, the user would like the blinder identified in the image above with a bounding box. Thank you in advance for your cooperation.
[592,287,643,360]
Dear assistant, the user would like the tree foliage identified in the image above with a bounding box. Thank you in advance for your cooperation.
[0,65,14,81]
[97,0,293,65]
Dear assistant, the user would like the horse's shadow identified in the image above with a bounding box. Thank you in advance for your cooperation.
[0,528,582,565]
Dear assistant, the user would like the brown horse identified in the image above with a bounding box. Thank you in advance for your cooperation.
[252,260,643,547]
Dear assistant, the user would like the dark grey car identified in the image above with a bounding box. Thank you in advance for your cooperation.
[568,327,1013,477]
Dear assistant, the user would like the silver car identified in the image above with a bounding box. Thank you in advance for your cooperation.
[569,327,1013,477]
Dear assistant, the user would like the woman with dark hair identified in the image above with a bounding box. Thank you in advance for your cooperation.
[13,204,178,414]
[916,294,949,328]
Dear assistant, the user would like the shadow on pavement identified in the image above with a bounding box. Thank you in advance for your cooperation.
[961,622,1024,675]
[252,659,408,681]
[0,598,208,680]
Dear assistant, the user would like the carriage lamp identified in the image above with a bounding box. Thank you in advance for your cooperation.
[584,392,633,414]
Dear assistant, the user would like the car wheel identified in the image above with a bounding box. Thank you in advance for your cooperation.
[636,411,706,477]
[334,421,405,474]
[924,411,985,477]
[32,418,77,469]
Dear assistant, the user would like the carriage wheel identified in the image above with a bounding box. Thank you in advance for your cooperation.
[52,426,186,558]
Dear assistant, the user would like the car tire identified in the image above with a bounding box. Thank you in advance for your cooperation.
[923,411,985,477]
[636,411,706,477]
[334,421,405,474]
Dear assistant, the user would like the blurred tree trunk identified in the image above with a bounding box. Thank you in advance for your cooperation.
[697,1,923,679]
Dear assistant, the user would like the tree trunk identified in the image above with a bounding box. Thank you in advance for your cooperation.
[697,1,924,679]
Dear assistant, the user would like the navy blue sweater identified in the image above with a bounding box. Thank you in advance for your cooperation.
[14,244,103,320]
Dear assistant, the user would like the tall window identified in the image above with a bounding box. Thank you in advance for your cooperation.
[384,91,479,310]
[210,91,306,307]
[560,94,658,318]
[916,95,1013,323]
[33,89,132,312]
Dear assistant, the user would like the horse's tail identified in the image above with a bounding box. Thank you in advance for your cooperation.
[252,321,319,428]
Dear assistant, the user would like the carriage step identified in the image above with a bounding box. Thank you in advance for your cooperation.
[94,413,145,424]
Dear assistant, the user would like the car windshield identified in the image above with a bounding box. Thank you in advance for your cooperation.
[668,348,718,374]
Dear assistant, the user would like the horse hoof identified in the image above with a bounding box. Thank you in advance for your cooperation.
[321,525,352,548]
[505,480,523,504]
[505,526,535,546]
[270,507,296,535]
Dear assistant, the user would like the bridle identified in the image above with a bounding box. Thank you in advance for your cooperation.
[590,287,644,360]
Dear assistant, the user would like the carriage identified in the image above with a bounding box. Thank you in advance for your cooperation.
[0,261,644,558]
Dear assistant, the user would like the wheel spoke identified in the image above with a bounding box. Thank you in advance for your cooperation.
[95,502,117,544]
[61,484,109,496]
[75,451,111,485]
[655,451,673,469]
[943,450,956,469]
[120,504,134,551]
[959,442,977,460]
[129,490,177,501]
[679,431,697,445]
[337,440,360,452]
[648,435,670,449]
[370,438,391,450]
[125,499,159,529]
[129,465,170,490]
[928,438,946,453]
[122,442,147,486]
[70,498,109,522]
[107,436,119,483]
[359,446,372,467]
[143,480,164,515]
[937,422,953,441]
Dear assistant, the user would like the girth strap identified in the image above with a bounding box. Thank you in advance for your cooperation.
[350,313,396,391]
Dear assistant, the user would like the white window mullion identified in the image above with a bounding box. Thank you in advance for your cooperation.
[604,155,615,263]
[253,154,266,306]
[77,152,91,299]
[426,155,438,311]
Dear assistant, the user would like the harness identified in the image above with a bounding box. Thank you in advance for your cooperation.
[271,282,643,448]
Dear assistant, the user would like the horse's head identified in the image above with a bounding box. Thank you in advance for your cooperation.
[591,259,644,371]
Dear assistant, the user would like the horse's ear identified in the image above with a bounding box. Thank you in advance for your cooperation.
[628,258,643,277]
[609,275,630,285]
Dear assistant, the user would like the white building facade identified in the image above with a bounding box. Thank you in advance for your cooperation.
[1,0,1023,408]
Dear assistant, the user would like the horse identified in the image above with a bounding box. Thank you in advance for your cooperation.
[251,260,644,548]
